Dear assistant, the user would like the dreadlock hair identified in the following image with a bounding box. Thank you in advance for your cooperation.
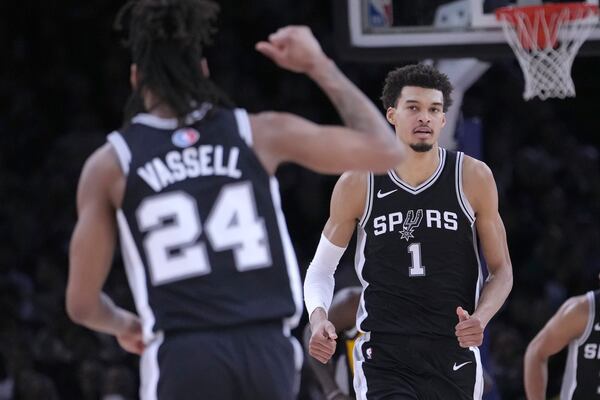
[381,64,453,112]
[115,0,233,126]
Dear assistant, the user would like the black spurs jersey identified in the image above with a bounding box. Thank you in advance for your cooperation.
[355,148,482,338]
[107,105,302,339]
[561,290,600,399]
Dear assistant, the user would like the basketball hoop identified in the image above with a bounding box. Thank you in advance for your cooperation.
[496,3,599,100]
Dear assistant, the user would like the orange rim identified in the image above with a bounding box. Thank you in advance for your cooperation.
[495,3,599,49]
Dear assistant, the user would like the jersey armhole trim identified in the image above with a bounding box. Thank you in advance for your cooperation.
[358,173,374,228]
[234,108,253,146]
[576,291,595,346]
[107,131,131,176]
[456,152,476,225]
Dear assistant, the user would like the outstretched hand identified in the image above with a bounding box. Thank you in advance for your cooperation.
[308,319,338,364]
[255,25,328,75]
[455,306,484,348]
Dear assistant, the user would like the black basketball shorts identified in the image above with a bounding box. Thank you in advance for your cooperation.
[139,321,302,400]
[353,332,483,400]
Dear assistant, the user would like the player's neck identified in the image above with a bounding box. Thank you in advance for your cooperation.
[143,91,177,119]
[393,145,440,187]
[148,105,177,119]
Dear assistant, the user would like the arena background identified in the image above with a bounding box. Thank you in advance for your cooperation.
[1,0,599,399]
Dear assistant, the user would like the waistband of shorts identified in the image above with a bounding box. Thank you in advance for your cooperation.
[370,332,455,345]
[163,319,284,338]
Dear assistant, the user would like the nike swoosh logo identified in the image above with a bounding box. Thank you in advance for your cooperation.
[453,361,472,371]
[377,189,398,199]
[594,323,600,331]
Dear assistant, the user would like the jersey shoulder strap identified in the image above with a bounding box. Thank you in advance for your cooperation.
[107,131,131,176]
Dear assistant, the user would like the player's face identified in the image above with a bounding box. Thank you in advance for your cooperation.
[386,86,446,153]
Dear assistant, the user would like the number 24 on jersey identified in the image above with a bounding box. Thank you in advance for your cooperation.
[136,182,272,285]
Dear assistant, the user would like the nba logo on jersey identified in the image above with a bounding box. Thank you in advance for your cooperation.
[368,0,393,27]
[172,128,200,148]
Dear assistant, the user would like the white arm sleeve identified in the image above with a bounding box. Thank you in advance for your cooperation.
[303,234,347,318]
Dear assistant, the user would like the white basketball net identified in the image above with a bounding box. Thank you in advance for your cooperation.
[498,5,599,100]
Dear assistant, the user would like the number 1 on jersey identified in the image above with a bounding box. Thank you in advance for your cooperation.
[407,242,426,277]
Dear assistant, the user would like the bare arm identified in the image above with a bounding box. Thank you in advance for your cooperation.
[524,296,588,400]
[455,157,513,347]
[254,26,404,174]
[251,112,401,175]
[306,172,366,363]
[66,144,143,354]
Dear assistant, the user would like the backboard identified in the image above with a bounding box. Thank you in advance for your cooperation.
[333,0,600,61]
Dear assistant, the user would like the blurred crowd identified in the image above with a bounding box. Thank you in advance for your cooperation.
[1,1,599,399]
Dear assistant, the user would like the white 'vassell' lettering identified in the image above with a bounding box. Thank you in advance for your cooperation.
[137,145,242,192]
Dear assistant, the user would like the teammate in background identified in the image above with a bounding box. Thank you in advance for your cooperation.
[304,64,513,400]
[65,0,406,399]
[524,282,600,400]
[303,287,362,400]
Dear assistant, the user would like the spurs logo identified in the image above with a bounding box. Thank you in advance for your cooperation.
[399,209,423,241]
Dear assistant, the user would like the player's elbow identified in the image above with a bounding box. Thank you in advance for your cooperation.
[66,299,87,325]
[65,289,94,325]
[490,262,513,292]
[524,338,547,366]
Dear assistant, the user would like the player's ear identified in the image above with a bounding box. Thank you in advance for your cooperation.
[386,107,396,125]
[130,64,139,90]
[200,58,210,78]
[441,111,447,128]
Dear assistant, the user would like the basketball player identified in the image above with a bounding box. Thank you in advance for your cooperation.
[304,64,513,400]
[65,1,406,399]
[303,287,362,400]
[524,284,600,400]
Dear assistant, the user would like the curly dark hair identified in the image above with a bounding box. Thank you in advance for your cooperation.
[381,64,453,112]
[115,0,232,125]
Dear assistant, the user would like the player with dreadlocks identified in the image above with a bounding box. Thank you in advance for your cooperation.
[66,0,406,399]
[116,0,232,123]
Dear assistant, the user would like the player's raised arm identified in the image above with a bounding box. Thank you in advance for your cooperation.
[254,26,405,174]
[524,296,588,400]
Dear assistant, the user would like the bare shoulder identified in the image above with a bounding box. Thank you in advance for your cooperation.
[249,111,315,144]
[559,294,590,320]
[248,111,280,133]
[462,155,494,185]
[250,111,307,136]
[335,170,368,194]
[84,143,122,173]
[461,155,497,213]
[332,171,368,205]
[78,143,125,209]
[248,111,307,175]
[330,171,369,220]
[249,110,295,124]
